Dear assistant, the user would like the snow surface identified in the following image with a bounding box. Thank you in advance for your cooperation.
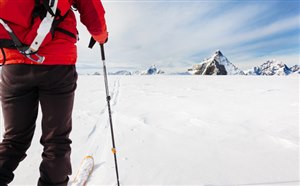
[0,75,299,186]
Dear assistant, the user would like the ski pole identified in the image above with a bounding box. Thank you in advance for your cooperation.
[100,44,120,186]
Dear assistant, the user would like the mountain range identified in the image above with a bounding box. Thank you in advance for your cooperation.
[188,50,299,76]
[89,50,299,76]
[246,60,299,76]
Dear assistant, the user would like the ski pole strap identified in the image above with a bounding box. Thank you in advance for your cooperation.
[111,148,116,154]
[88,37,96,49]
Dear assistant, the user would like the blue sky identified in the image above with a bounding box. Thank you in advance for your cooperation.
[76,0,300,73]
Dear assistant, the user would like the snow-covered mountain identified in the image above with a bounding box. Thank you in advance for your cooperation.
[188,50,245,75]
[290,65,300,74]
[110,70,132,75]
[247,60,293,76]
[90,66,164,76]
[135,65,165,75]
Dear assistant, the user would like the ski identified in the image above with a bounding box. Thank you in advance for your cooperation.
[72,156,94,186]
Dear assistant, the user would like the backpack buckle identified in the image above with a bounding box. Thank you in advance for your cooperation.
[20,48,45,63]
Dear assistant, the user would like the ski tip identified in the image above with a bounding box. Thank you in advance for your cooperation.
[84,155,94,159]
[72,156,95,186]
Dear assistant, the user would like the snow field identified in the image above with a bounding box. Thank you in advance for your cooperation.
[1,75,299,185]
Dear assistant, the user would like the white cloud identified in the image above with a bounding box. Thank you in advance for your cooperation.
[75,1,300,73]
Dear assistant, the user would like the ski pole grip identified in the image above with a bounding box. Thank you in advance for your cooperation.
[100,44,105,61]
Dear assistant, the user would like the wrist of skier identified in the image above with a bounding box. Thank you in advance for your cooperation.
[92,32,108,44]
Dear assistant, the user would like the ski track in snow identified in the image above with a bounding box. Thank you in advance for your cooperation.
[69,77,122,185]
[85,78,121,158]
[86,79,121,141]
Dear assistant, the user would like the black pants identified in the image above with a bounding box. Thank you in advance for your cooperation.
[0,64,77,186]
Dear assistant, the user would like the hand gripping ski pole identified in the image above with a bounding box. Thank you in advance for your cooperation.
[100,44,121,186]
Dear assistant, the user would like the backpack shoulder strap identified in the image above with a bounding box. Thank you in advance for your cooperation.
[0,0,75,63]
[42,0,56,16]
[29,0,58,54]
[0,0,59,63]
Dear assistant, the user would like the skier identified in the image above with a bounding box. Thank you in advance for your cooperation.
[0,0,108,185]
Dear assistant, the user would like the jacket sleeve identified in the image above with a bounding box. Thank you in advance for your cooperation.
[76,0,108,43]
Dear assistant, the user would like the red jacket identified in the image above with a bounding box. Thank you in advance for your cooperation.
[0,0,108,65]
